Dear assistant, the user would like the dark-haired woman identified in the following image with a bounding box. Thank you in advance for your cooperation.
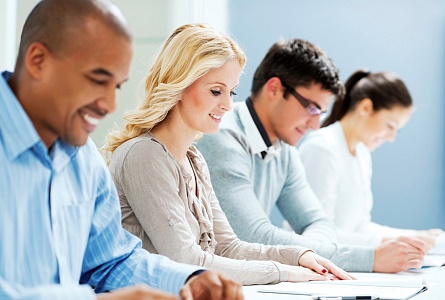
[299,70,442,248]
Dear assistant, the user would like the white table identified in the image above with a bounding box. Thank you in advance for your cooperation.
[243,267,445,299]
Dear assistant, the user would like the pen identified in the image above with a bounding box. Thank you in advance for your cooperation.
[312,296,379,300]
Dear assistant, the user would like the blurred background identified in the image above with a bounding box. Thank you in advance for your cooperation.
[1,0,444,230]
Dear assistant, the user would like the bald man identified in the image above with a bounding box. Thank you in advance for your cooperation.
[0,0,242,299]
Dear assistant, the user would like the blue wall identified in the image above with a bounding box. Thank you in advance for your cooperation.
[228,0,445,230]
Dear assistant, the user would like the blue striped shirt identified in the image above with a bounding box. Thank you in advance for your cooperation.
[0,71,200,299]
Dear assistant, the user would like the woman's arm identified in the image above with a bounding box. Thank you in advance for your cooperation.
[112,138,284,285]
[197,150,352,281]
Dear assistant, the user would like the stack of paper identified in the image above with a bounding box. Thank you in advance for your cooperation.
[422,254,445,267]
[421,234,445,268]
[257,277,428,300]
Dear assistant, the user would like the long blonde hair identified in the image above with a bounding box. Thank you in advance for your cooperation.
[102,23,245,159]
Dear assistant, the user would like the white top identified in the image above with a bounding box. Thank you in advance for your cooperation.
[299,121,413,246]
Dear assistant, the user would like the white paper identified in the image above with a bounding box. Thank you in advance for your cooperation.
[422,254,445,267]
[257,281,427,300]
[307,277,426,288]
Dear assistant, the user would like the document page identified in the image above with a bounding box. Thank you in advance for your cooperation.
[307,277,426,288]
[258,282,425,300]
[422,254,445,267]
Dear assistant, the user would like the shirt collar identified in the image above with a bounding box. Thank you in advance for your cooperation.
[0,71,78,168]
[0,71,42,161]
[239,98,281,160]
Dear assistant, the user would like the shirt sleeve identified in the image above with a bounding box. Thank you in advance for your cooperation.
[363,222,416,242]
[299,139,384,246]
[199,151,313,277]
[0,278,95,300]
[299,135,410,247]
[79,150,200,295]
[335,220,416,247]
[198,130,375,272]
[299,142,340,222]
[113,139,301,285]
[198,130,335,246]
[277,147,337,243]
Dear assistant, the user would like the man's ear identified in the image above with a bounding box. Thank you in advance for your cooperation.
[24,42,51,80]
[264,77,283,102]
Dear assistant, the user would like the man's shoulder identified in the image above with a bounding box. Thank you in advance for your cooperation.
[198,130,248,160]
[75,138,107,167]
[60,138,116,201]
[199,103,249,150]
[219,102,245,132]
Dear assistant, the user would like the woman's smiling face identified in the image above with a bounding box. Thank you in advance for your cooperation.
[176,59,241,134]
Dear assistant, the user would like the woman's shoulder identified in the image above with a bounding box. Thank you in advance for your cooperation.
[356,142,372,164]
[110,133,174,170]
[120,132,170,155]
[300,122,344,154]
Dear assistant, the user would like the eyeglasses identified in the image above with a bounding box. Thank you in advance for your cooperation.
[280,79,325,116]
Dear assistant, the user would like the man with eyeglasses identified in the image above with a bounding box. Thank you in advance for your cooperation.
[197,38,426,274]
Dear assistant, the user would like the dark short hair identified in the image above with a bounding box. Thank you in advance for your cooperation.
[251,38,343,97]
[16,0,131,68]
[322,69,413,127]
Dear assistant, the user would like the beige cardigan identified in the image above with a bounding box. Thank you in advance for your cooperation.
[109,132,311,285]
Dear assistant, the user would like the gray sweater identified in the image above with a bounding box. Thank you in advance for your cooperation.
[109,132,313,285]
[197,101,374,272]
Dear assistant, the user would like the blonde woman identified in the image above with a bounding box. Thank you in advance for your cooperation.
[103,24,352,285]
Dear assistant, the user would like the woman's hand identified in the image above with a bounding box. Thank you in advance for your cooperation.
[298,251,355,280]
[286,265,331,282]
[415,228,444,251]
[382,230,444,254]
